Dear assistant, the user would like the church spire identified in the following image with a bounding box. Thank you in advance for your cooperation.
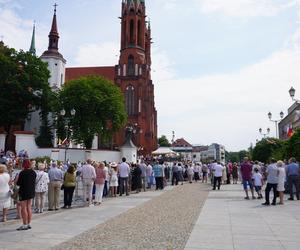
[48,3,59,51]
[29,21,36,55]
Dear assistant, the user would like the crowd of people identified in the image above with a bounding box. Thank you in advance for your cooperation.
[1,150,299,231]
[0,153,203,231]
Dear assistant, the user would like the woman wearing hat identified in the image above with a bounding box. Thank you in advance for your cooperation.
[109,163,118,197]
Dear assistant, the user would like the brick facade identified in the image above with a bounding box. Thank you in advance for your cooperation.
[65,0,157,155]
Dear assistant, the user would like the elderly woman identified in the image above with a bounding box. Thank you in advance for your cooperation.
[16,159,36,231]
[94,162,106,205]
[277,160,286,205]
[0,164,11,222]
[62,165,76,209]
[34,163,49,213]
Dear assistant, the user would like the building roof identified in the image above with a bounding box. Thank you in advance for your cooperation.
[65,66,115,82]
[172,138,193,147]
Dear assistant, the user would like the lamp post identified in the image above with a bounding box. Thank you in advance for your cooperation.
[267,111,284,139]
[60,108,76,163]
[259,127,270,138]
[289,86,300,103]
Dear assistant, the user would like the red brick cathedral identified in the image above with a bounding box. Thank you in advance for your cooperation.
[66,0,157,155]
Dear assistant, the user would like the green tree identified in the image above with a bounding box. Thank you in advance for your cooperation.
[226,150,249,163]
[57,76,127,149]
[158,135,171,147]
[252,138,286,163]
[286,129,300,161]
[0,42,50,151]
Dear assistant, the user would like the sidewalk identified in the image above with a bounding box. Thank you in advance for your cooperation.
[0,187,172,250]
[185,184,300,250]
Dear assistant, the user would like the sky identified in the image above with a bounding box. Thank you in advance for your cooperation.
[1,0,300,151]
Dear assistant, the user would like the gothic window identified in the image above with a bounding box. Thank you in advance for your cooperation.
[137,20,142,46]
[130,19,134,45]
[125,85,135,116]
[127,55,135,76]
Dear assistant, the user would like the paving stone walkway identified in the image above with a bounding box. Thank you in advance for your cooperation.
[185,184,300,250]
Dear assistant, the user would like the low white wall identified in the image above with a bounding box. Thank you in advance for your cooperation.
[0,134,6,151]
[14,132,122,163]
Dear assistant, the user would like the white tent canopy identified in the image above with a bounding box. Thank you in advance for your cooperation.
[152,147,177,155]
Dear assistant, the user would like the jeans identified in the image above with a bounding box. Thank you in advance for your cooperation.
[103,180,109,197]
[64,186,75,207]
[172,172,179,185]
[213,176,222,190]
[288,175,300,199]
[265,183,278,204]
[119,177,129,195]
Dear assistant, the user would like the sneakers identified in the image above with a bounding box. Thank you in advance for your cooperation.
[16,225,29,231]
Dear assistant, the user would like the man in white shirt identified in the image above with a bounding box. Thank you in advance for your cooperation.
[81,159,96,206]
[118,157,130,196]
[212,161,224,190]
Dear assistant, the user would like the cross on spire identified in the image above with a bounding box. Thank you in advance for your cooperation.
[54,3,58,13]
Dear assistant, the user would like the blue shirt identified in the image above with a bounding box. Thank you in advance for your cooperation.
[152,164,163,177]
[287,163,299,176]
[48,167,64,181]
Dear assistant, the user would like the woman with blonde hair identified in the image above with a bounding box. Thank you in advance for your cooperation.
[34,163,49,213]
[0,164,11,222]
[277,160,286,205]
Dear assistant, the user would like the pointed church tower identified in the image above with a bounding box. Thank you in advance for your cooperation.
[29,22,36,55]
[115,0,157,155]
[41,4,66,90]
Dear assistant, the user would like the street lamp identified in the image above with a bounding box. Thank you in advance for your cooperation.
[60,108,76,162]
[259,127,270,138]
[289,86,300,103]
[267,111,284,139]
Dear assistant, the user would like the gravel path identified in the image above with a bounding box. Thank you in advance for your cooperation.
[54,183,209,250]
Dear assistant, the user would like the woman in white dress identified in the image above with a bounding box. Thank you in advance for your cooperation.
[0,164,11,222]
[109,163,118,197]
[277,160,286,205]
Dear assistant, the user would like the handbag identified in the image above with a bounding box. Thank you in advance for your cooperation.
[10,185,19,199]
[61,184,65,190]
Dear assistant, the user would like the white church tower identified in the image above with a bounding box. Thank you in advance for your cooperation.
[41,4,66,90]
[25,4,66,146]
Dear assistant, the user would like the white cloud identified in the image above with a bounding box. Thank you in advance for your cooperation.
[0,8,48,55]
[194,0,292,18]
[74,42,119,66]
[155,43,300,151]
[152,49,175,81]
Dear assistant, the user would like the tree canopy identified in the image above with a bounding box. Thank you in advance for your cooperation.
[0,42,51,151]
[56,75,127,149]
[158,135,171,147]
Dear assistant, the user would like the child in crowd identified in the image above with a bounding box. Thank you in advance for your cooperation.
[253,168,264,199]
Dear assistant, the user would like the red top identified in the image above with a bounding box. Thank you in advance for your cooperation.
[240,162,253,180]
[95,168,106,185]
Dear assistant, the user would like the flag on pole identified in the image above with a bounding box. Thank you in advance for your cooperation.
[287,125,294,138]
